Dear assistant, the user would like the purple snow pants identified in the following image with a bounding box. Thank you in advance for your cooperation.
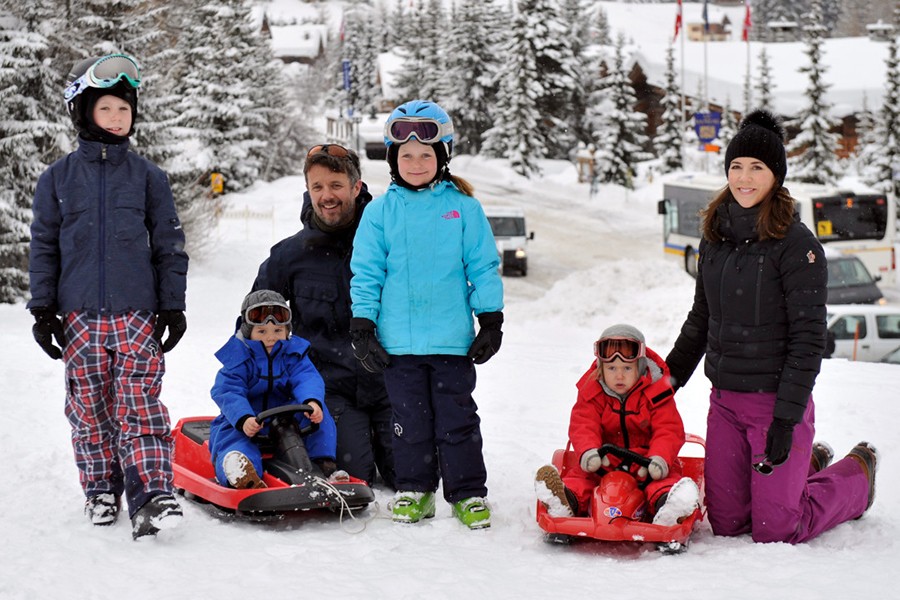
[705,388,869,543]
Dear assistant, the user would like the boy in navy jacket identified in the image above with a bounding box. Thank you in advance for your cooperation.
[28,54,188,540]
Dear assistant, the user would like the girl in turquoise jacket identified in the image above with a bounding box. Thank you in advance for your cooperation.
[349,100,503,530]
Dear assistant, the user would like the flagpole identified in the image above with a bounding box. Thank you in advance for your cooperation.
[745,0,752,112]
[746,37,751,111]
[675,0,685,166]
[702,0,709,173]
[703,23,708,110]
[680,11,686,165]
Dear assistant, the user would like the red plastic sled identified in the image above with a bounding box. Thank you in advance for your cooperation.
[173,408,374,519]
[535,434,706,553]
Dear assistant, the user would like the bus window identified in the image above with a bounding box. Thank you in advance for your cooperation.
[676,199,703,236]
[812,194,888,241]
[665,184,709,237]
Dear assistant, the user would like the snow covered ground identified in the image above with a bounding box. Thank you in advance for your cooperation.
[2,155,897,599]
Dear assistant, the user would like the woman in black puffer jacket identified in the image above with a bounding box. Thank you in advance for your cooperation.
[666,110,877,544]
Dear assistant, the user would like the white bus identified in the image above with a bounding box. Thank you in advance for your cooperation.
[657,173,896,284]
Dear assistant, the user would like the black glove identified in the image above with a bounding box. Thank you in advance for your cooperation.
[349,317,389,373]
[31,307,65,360]
[153,310,187,353]
[467,312,504,364]
[764,417,795,467]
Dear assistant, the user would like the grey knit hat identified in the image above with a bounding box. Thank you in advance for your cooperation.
[724,109,787,185]
[239,289,292,339]
[597,323,647,374]
[600,323,645,344]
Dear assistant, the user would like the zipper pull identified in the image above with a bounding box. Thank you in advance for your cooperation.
[101,145,107,161]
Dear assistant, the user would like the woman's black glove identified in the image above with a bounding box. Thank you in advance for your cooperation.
[31,307,65,360]
[467,311,503,364]
[349,317,390,373]
[764,417,796,467]
[153,310,187,352]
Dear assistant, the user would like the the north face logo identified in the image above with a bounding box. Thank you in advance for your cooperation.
[442,210,461,220]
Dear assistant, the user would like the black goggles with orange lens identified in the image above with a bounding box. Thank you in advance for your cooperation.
[594,337,645,363]
[244,303,292,326]
[306,144,351,159]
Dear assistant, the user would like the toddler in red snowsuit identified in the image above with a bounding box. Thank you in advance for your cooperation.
[535,324,699,525]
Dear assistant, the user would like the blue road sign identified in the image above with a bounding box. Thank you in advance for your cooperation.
[694,111,721,143]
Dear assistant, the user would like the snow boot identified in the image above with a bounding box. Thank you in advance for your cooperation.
[847,441,878,515]
[85,493,120,526]
[223,451,267,489]
[652,477,700,527]
[131,494,183,540]
[390,491,436,524]
[810,441,835,473]
[534,465,577,517]
[452,497,492,530]
[328,470,351,483]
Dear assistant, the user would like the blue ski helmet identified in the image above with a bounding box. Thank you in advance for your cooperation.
[383,100,455,190]
[383,100,454,150]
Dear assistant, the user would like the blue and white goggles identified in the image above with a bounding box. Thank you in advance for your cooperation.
[64,54,141,101]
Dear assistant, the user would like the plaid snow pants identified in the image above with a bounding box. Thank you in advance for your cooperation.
[62,311,175,517]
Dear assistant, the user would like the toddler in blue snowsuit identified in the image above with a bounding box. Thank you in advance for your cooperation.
[209,290,337,488]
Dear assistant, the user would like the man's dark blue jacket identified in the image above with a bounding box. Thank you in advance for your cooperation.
[253,185,387,408]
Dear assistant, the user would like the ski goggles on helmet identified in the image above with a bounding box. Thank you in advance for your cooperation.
[244,302,292,327]
[307,144,351,159]
[384,117,454,145]
[594,337,645,363]
[64,54,142,101]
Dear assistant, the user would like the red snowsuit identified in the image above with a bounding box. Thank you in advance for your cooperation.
[565,347,686,514]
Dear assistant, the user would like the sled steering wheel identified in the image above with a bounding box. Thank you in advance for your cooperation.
[597,444,653,487]
[256,404,317,435]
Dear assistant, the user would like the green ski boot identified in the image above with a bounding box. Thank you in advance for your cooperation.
[452,497,491,530]
[391,491,436,524]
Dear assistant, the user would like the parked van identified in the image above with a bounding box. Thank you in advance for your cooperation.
[826,305,900,362]
[484,206,534,276]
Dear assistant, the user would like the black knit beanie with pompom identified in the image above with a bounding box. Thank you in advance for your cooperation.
[724,109,787,185]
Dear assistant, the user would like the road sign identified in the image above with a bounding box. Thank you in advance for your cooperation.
[694,111,721,143]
